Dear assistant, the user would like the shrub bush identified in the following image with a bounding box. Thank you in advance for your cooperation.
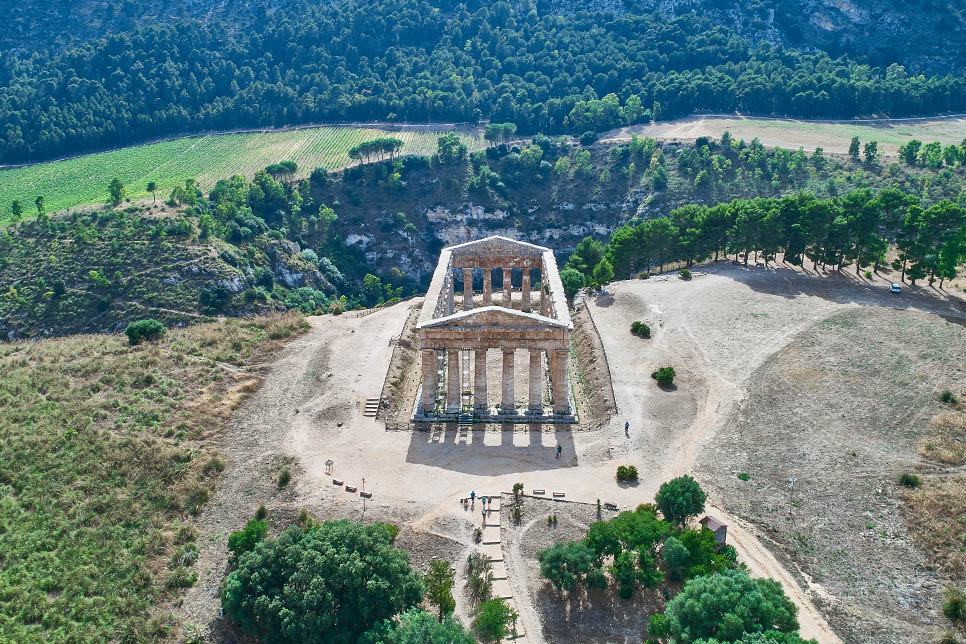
[125,318,166,345]
[616,465,639,483]
[943,587,966,622]
[679,268,692,280]
[277,467,292,488]
[899,473,922,488]
[166,566,198,589]
[475,598,518,642]
[579,131,598,146]
[631,321,651,338]
[227,518,268,563]
[737,472,750,481]
[651,366,675,387]
[936,630,960,644]
[940,390,958,404]
[466,552,492,603]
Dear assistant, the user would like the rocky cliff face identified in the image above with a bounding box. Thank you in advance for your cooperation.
[542,0,965,75]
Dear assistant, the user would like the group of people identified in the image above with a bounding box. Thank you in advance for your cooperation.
[466,491,494,522]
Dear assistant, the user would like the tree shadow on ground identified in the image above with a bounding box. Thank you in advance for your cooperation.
[705,261,966,318]
[405,424,577,474]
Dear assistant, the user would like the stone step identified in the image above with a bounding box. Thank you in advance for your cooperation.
[491,578,513,599]
[481,526,501,544]
[490,560,508,580]
[484,513,501,527]
[481,544,503,562]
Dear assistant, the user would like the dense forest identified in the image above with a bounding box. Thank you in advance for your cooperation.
[3,128,965,339]
[2,0,965,164]
[5,0,964,78]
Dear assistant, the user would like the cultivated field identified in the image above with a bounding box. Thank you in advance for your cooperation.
[0,125,484,219]
[603,114,966,156]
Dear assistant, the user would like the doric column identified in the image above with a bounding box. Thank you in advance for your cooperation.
[482,269,492,306]
[552,349,570,414]
[447,349,461,413]
[540,280,548,316]
[502,268,512,308]
[463,268,473,310]
[528,349,543,413]
[447,269,455,315]
[474,349,488,411]
[521,269,531,313]
[501,349,515,413]
[421,350,437,413]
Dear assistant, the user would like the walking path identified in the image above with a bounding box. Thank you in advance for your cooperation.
[473,494,530,643]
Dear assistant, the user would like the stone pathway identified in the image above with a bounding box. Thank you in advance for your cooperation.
[475,494,529,643]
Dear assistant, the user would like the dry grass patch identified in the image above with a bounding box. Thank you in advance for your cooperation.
[919,404,966,466]
[906,400,966,579]
[0,311,307,643]
[903,475,966,577]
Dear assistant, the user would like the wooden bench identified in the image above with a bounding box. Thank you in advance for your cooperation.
[532,489,545,495]
[603,502,619,511]
[360,491,372,499]
[332,478,344,486]
[345,484,358,493]
[552,491,565,498]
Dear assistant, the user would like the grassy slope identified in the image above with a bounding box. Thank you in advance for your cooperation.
[0,126,484,221]
[0,313,308,643]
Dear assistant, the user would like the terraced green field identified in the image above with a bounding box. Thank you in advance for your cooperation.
[0,125,484,220]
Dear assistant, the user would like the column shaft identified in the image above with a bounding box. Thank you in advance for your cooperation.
[482,269,492,306]
[463,268,473,310]
[501,349,515,413]
[474,349,488,411]
[540,280,548,316]
[521,269,531,312]
[528,350,543,412]
[421,350,437,413]
[502,268,512,308]
[552,349,570,414]
[447,349,461,413]
[447,269,455,315]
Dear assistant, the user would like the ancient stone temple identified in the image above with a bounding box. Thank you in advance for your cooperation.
[413,236,575,423]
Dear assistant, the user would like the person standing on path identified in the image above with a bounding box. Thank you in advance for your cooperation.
[625,420,629,437]
[556,444,562,459]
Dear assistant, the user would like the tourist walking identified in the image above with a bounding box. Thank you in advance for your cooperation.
[625,420,629,437]
[555,444,562,459]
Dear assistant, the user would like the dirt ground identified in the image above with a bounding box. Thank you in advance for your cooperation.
[178,260,966,644]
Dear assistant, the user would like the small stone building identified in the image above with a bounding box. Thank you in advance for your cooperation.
[699,515,728,545]
[412,236,575,423]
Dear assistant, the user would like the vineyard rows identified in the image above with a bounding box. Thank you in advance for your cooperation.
[0,125,485,221]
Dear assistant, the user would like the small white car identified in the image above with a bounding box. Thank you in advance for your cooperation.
[890,283,902,293]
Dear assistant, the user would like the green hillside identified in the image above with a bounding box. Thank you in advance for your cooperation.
[0,126,482,219]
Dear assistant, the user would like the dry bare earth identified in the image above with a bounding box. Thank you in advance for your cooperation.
[584,264,966,643]
[182,263,965,644]
[600,114,966,156]
[698,306,966,643]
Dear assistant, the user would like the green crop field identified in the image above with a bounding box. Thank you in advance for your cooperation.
[0,125,484,220]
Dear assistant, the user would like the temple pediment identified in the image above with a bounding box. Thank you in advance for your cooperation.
[448,235,548,258]
[419,306,569,331]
